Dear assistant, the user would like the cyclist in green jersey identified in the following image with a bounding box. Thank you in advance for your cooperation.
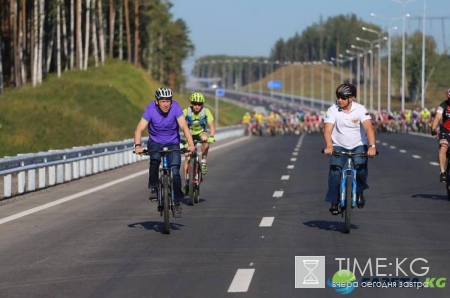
[182,92,215,193]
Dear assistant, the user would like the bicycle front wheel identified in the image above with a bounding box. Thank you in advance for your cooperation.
[344,175,352,234]
[188,157,196,205]
[162,174,171,234]
[194,164,201,204]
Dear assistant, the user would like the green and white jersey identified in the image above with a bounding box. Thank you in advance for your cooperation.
[183,106,214,135]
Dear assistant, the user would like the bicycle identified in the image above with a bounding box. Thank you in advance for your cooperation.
[438,132,450,199]
[136,147,187,234]
[185,139,208,206]
[323,149,377,234]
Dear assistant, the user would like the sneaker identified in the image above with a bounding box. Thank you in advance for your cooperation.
[440,172,447,183]
[329,203,339,215]
[357,193,365,209]
[173,200,182,218]
[149,188,158,202]
[201,162,208,175]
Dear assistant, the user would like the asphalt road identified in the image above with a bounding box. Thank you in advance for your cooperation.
[0,132,449,298]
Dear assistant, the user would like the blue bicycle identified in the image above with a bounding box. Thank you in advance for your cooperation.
[323,150,377,233]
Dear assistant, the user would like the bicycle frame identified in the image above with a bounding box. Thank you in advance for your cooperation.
[340,155,357,209]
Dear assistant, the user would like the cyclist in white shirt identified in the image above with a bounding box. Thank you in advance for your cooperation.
[323,83,377,215]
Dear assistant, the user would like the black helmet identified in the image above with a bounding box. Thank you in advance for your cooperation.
[336,83,357,98]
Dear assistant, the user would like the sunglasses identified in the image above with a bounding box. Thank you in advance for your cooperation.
[337,97,350,101]
[191,102,203,106]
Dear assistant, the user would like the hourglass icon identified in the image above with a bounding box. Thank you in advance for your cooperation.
[302,259,319,284]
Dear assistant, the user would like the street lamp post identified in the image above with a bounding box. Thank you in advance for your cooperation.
[390,0,417,111]
[370,13,407,112]
[362,27,384,112]
[347,49,363,102]
[351,45,369,107]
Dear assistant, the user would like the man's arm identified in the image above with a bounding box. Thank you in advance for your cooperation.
[134,118,149,153]
[431,112,442,131]
[177,116,195,150]
[323,122,334,155]
[362,119,375,146]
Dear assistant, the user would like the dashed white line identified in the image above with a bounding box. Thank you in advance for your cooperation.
[228,269,255,292]
[399,150,407,153]
[259,217,275,227]
[287,165,295,169]
[292,152,298,156]
[273,191,284,198]
[412,155,421,159]
[290,158,297,162]
[281,175,290,180]
[430,162,439,166]
[390,146,396,149]
[382,142,387,146]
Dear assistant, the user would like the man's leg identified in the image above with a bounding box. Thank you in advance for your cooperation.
[325,146,346,214]
[147,141,162,201]
[200,132,210,175]
[353,145,369,208]
[438,139,448,182]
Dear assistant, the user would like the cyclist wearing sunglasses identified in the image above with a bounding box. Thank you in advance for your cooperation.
[182,92,216,193]
[323,83,377,215]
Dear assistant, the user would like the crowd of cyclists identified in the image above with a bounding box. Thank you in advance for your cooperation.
[240,96,437,137]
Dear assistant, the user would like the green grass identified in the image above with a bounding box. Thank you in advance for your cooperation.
[0,60,249,157]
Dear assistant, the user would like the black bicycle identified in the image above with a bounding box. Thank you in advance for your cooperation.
[137,147,187,234]
[439,132,450,199]
[185,140,208,206]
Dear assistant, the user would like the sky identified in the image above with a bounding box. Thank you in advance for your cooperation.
[171,0,450,76]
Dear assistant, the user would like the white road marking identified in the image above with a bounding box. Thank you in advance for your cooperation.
[281,175,290,180]
[294,148,299,151]
[412,155,421,159]
[292,152,298,156]
[0,137,249,225]
[259,217,275,227]
[228,269,255,292]
[430,162,439,166]
[273,191,284,198]
[399,150,407,153]
[382,142,387,146]
[390,146,396,149]
[290,158,297,162]
[287,165,294,169]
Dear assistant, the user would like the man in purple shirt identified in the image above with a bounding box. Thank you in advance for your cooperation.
[134,87,195,214]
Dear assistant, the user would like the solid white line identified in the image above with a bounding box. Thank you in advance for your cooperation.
[430,162,439,166]
[412,155,421,159]
[281,175,290,180]
[0,137,249,226]
[228,269,255,292]
[259,217,275,227]
[273,191,284,198]
[287,165,294,169]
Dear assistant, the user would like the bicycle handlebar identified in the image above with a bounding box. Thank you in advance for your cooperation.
[321,149,379,157]
[133,148,189,156]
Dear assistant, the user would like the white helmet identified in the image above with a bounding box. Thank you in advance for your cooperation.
[155,87,173,99]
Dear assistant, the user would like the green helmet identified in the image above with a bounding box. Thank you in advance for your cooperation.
[190,92,205,103]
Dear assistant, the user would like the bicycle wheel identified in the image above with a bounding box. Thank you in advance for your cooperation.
[344,175,352,234]
[194,163,201,204]
[188,156,196,206]
[162,174,171,234]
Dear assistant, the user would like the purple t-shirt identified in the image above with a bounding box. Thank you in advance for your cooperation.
[142,100,183,145]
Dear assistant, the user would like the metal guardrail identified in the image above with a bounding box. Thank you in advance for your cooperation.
[0,125,244,199]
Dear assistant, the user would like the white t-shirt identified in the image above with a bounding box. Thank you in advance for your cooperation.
[324,102,372,149]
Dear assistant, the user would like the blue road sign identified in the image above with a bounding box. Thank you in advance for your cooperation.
[215,89,225,96]
[267,80,282,89]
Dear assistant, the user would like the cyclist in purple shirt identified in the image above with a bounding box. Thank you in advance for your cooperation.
[134,87,195,207]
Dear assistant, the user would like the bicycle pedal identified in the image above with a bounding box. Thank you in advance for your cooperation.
[173,206,183,218]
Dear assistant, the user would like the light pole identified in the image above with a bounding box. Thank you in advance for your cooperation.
[356,37,386,111]
[390,0,417,111]
[362,27,385,112]
[351,45,369,107]
[300,62,304,105]
[328,60,335,104]
[421,0,426,109]
[347,49,363,102]
[321,60,325,110]
[331,57,344,83]
[370,13,408,112]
